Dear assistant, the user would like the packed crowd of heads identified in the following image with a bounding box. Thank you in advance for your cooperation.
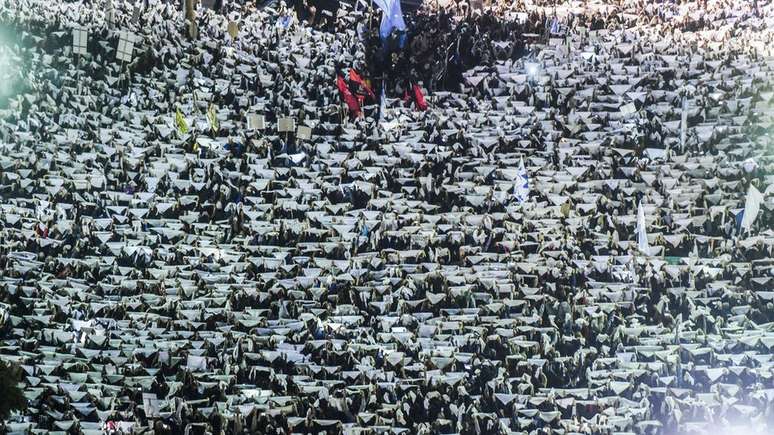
[0,0,773,434]
[363,0,768,92]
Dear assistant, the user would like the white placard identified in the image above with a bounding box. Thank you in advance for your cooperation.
[72,27,88,55]
[116,30,136,63]
[277,117,295,132]
[247,113,265,130]
[297,125,312,140]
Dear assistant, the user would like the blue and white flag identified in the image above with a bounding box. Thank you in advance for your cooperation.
[549,16,560,34]
[514,157,529,203]
[373,0,406,40]
[277,15,292,29]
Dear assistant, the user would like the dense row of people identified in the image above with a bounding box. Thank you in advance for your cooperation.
[0,0,773,434]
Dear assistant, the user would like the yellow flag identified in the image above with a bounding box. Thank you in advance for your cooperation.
[227,21,239,39]
[176,107,189,135]
[207,103,219,134]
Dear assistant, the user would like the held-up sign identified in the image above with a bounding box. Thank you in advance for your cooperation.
[72,27,88,55]
[247,113,265,130]
[116,30,137,63]
[297,125,312,140]
[227,21,239,39]
[277,117,295,132]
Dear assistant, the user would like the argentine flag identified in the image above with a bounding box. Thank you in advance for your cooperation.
[373,0,406,40]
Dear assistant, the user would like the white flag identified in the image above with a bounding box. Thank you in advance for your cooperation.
[637,202,651,255]
[514,157,529,203]
[740,184,764,231]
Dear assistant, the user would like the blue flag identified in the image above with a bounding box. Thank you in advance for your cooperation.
[373,0,406,40]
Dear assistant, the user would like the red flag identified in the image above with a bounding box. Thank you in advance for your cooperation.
[349,69,376,101]
[412,84,428,111]
[336,75,361,117]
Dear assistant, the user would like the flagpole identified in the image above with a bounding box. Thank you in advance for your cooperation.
[76,54,82,97]
[369,0,373,33]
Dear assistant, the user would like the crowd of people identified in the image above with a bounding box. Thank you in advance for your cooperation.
[0,0,773,434]
[358,0,768,92]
